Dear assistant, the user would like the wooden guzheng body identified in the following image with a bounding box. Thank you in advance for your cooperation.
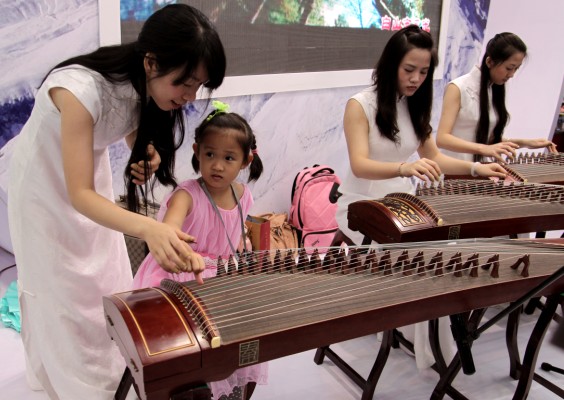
[103,239,564,400]
[503,152,564,185]
[347,179,564,243]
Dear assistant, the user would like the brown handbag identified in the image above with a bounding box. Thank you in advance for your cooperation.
[245,212,298,252]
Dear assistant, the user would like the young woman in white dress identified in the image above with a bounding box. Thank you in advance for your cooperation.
[8,5,224,399]
[436,32,557,163]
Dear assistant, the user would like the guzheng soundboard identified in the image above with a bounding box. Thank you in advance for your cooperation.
[347,179,564,243]
[503,152,564,185]
[103,239,564,400]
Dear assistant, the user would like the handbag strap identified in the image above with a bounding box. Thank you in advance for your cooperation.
[198,178,247,256]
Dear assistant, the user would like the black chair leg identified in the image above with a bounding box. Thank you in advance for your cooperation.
[114,368,133,400]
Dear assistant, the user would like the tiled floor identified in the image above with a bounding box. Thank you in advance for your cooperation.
[1,246,563,400]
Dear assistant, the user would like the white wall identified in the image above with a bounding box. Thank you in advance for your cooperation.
[483,0,564,142]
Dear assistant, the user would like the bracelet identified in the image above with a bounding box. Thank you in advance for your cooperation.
[398,162,406,178]
[470,162,480,177]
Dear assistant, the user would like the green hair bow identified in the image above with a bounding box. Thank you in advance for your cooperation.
[206,100,230,122]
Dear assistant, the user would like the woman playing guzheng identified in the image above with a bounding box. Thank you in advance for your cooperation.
[133,102,268,400]
[7,4,224,399]
[334,25,507,372]
[436,32,557,162]
[336,25,507,247]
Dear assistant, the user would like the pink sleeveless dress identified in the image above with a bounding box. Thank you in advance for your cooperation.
[133,179,268,398]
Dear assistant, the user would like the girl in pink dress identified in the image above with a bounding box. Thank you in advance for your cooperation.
[133,101,267,399]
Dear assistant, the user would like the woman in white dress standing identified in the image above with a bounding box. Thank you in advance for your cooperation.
[7,4,223,399]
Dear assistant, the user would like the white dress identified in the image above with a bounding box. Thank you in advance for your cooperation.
[336,87,456,369]
[8,66,137,399]
[441,65,498,161]
[444,68,528,240]
[336,87,419,245]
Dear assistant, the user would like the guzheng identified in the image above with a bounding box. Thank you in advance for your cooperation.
[503,152,564,185]
[103,239,564,400]
[347,179,564,243]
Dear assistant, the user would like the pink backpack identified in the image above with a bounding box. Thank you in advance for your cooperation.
[289,165,341,251]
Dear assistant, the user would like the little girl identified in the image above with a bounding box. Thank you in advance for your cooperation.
[133,101,267,399]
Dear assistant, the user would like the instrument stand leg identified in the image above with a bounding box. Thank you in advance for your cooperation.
[430,308,487,400]
[391,328,412,351]
[314,330,395,400]
[524,297,541,315]
[433,267,564,400]
[113,367,215,400]
[315,320,451,399]
[506,304,523,380]
[244,382,257,400]
[429,318,449,374]
[114,367,133,400]
[391,319,448,374]
[170,385,212,400]
[512,294,563,400]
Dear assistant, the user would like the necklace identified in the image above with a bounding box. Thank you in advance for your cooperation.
[198,178,247,257]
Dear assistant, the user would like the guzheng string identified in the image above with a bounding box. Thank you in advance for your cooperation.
[414,179,563,198]
[502,152,564,182]
[505,152,563,165]
[172,240,563,334]
[505,164,564,179]
[409,180,564,215]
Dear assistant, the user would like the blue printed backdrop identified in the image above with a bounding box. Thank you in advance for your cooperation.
[0,0,490,252]
[0,0,99,147]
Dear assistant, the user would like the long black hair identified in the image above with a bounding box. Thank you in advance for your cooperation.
[49,4,226,211]
[192,111,263,182]
[372,25,437,144]
[475,32,527,161]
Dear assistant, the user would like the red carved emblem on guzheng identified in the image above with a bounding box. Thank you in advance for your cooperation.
[377,197,427,227]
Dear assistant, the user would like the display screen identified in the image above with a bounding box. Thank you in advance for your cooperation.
[120,0,444,77]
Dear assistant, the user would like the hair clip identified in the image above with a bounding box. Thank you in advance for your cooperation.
[205,100,230,122]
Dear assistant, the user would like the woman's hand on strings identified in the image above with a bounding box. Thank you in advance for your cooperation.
[481,142,519,162]
[474,162,508,179]
[401,158,442,181]
[142,220,205,284]
[131,144,161,185]
[520,138,558,153]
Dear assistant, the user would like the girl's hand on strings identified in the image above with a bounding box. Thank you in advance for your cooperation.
[401,158,442,182]
[143,221,205,284]
[176,231,206,285]
[131,143,161,185]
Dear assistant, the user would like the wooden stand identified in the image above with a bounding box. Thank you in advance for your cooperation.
[113,371,256,400]
[314,323,453,400]
[430,267,564,400]
[113,368,212,400]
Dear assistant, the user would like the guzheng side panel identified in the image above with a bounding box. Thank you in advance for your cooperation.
[103,288,206,397]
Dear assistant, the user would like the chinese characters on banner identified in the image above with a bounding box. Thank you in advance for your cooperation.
[381,15,431,31]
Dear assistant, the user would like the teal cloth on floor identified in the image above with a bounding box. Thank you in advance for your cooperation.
[1,280,20,332]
